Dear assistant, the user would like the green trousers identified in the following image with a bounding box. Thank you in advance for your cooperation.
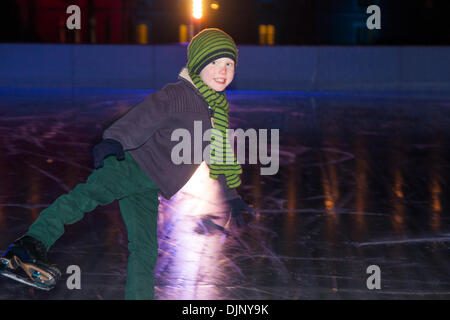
[26,152,160,300]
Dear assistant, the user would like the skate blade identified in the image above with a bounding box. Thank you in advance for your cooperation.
[14,256,57,288]
[0,268,52,291]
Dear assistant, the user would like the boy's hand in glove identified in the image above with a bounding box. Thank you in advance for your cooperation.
[226,197,257,229]
[92,139,125,169]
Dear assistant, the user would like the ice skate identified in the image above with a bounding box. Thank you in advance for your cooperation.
[0,236,61,291]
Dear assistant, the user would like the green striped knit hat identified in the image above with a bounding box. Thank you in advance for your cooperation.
[187,28,238,75]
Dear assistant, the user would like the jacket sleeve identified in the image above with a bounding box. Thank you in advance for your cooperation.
[103,88,170,150]
[216,174,240,201]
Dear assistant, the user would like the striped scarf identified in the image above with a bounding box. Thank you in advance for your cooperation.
[189,71,242,188]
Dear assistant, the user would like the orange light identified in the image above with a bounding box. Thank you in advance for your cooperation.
[210,1,219,10]
[193,0,203,19]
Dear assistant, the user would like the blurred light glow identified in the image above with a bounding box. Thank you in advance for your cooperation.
[181,161,217,202]
[179,24,188,43]
[193,0,203,19]
[210,1,219,10]
[165,161,224,299]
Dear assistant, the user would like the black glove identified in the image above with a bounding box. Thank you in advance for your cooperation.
[92,139,125,169]
[226,197,257,228]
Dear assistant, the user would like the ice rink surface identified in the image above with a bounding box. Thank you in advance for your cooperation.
[0,88,449,299]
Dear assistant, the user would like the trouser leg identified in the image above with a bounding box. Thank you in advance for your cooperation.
[26,152,148,251]
[119,190,159,300]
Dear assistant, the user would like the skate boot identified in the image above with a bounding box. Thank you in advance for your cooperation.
[0,236,61,291]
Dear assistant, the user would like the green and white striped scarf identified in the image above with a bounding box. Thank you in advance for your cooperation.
[189,71,242,188]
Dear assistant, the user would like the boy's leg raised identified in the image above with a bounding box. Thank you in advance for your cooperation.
[25,152,146,251]
[119,189,159,300]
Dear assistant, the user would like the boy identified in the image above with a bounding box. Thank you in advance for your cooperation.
[0,28,254,299]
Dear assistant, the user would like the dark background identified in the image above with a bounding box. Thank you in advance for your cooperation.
[0,0,449,45]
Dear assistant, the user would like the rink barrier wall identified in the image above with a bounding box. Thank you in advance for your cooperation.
[0,44,449,92]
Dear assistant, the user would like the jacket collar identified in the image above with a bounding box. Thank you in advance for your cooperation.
[178,67,195,87]
[178,67,204,98]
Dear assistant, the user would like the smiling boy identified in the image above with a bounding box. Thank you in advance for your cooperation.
[0,28,254,299]
[199,57,235,91]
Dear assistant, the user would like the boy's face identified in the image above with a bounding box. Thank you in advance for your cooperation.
[199,57,235,92]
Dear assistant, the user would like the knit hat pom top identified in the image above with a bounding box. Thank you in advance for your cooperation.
[187,28,238,75]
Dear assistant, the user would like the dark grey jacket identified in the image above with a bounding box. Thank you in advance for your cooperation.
[103,70,239,200]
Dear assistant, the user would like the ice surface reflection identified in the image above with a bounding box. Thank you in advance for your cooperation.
[0,89,449,299]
